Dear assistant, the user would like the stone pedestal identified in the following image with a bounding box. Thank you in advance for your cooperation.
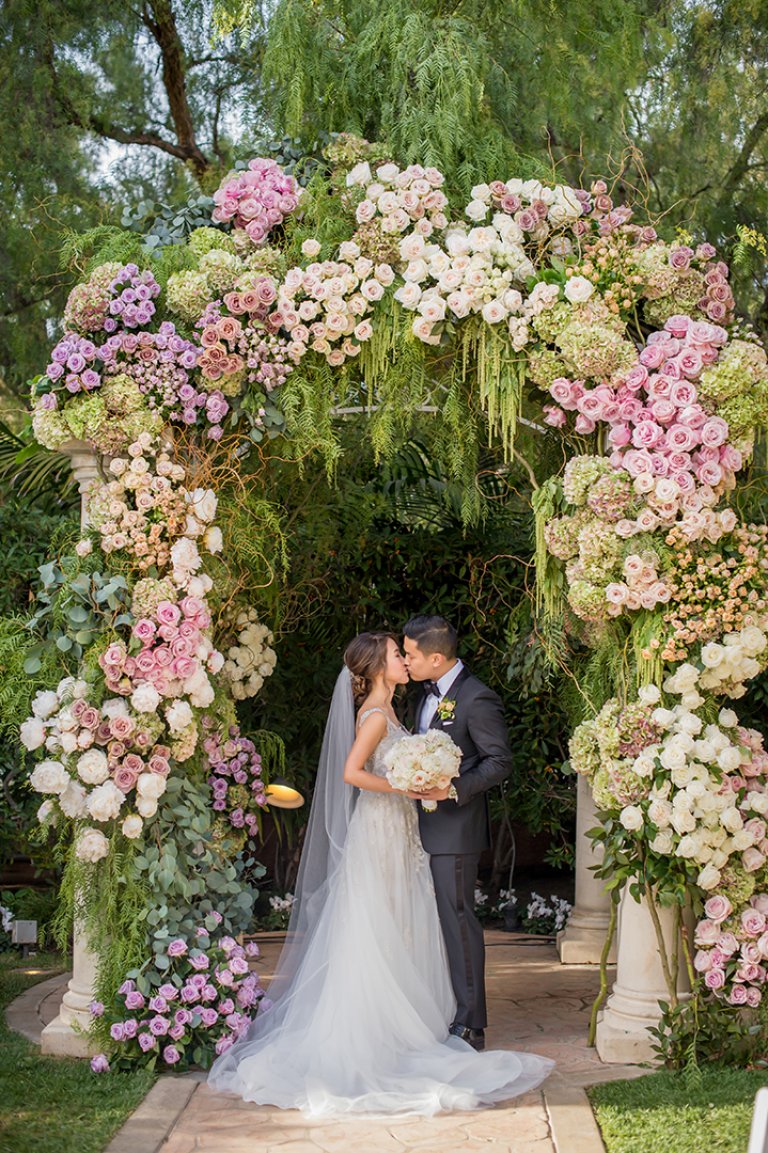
[595,886,688,1064]
[40,925,99,1056]
[40,440,102,1058]
[558,775,616,964]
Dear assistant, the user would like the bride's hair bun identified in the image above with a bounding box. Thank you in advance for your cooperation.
[344,632,398,708]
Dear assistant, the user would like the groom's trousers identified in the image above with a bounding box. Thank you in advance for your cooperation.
[430,853,487,1030]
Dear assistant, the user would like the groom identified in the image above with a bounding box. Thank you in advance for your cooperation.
[402,615,513,1052]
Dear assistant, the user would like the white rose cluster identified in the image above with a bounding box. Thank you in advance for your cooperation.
[347,161,449,238]
[393,217,534,346]
[383,729,462,812]
[697,624,768,698]
[628,684,768,892]
[223,609,277,700]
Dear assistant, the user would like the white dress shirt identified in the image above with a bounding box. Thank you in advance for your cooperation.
[417,660,464,733]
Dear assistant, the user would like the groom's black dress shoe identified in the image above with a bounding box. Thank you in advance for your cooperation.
[448,1022,486,1051]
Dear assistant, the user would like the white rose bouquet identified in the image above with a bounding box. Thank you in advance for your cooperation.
[383,729,461,811]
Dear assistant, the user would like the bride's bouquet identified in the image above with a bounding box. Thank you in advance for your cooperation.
[383,729,462,811]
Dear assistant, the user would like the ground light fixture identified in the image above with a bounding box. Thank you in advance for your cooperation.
[264,777,305,809]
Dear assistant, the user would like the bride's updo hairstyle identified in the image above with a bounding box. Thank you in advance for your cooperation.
[344,632,397,707]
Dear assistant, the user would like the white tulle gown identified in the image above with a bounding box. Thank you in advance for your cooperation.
[208,709,553,1116]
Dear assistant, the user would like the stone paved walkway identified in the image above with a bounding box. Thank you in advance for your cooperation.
[151,932,647,1153]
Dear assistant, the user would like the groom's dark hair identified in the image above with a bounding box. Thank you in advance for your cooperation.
[403,615,458,659]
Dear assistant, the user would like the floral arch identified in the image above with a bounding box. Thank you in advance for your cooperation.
[16,134,768,1068]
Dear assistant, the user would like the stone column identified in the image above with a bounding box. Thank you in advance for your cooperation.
[595,885,690,1064]
[558,775,617,964]
[40,439,101,1058]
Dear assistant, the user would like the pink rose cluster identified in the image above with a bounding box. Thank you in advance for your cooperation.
[347,160,448,238]
[212,158,300,246]
[197,309,297,397]
[93,928,264,1071]
[275,242,395,366]
[694,893,768,1007]
[99,594,220,716]
[605,551,673,616]
[548,317,743,541]
[670,245,735,325]
[203,722,267,840]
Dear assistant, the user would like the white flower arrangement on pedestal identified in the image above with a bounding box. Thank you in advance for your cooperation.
[222,609,277,700]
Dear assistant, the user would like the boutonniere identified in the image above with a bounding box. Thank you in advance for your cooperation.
[436,699,456,722]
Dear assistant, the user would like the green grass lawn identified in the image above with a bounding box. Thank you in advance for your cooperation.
[0,951,156,1153]
[590,1067,768,1153]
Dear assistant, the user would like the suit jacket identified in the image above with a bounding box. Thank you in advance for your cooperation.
[406,667,513,856]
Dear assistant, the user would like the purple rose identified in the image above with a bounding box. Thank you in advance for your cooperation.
[189,953,210,971]
[124,990,146,1010]
[158,983,178,1001]
[110,1022,126,1042]
[90,1054,110,1073]
[89,1000,105,1017]
[200,1008,219,1027]
[123,1018,138,1039]
[163,1045,181,1065]
[138,1032,157,1052]
[149,995,168,1013]
[168,1023,186,1041]
[118,979,136,995]
[180,984,200,1004]
[167,939,188,957]
[149,1015,170,1036]
[174,1008,193,1026]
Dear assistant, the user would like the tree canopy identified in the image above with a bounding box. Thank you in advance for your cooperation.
[1,0,767,394]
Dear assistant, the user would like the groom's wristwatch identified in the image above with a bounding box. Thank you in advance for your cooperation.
[448,784,459,802]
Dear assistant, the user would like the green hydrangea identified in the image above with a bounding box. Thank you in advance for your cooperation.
[642,270,707,330]
[592,764,616,811]
[567,578,610,623]
[556,320,636,381]
[91,408,164,455]
[530,301,571,344]
[131,577,178,619]
[188,227,237,257]
[569,716,601,778]
[61,393,108,442]
[166,270,212,322]
[716,863,756,909]
[199,249,243,295]
[100,373,145,416]
[576,519,624,583]
[563,455,614,506]
[32,405,70,450]
[63,262,122,334]
[528,348,569,389]
[242,246,286,279]
[544,510,590,560]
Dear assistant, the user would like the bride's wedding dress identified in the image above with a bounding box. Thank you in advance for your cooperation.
[209,706,553,1116]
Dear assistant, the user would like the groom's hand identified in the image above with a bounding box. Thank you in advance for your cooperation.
[411,784,452,802]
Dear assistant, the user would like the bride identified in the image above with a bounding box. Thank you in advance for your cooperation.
[208,631,553,1116]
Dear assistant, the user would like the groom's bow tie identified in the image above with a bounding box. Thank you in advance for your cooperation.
[424,681,441,697]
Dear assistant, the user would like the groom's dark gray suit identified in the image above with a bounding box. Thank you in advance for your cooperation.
[409,667,513,1030]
